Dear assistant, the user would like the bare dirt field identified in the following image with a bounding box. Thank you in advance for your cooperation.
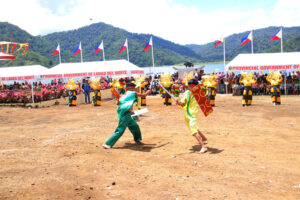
[0,95,300,200]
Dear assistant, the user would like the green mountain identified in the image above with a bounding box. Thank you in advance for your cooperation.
[0,22,201,68]
[43,22,201,67]
[186,26,300,62]
[1,22,300,68]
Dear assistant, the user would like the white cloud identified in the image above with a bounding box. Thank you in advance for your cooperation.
[272,0,300,26]
[0,0,299,45]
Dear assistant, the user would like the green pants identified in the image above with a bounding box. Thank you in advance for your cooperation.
[105,112,142,147]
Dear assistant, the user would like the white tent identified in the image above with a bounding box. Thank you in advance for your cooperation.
[0,65,50,81]
[42,59,144,79]
[227,52,300,71]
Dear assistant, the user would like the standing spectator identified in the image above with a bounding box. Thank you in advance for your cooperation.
[232,81,239,96]
[83,79,91,104]
[280,83,285,95]
[252,82,258,95]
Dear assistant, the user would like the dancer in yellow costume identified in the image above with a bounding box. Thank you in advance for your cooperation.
[135,75,147,108]
[240,72,256,106]
[111,78,126,104]
[266,70,283,105]
[203,74,218,107]
[182,71,194,92]
[177,79,208,153]
[159,73,173,105]
[65,79,79,106]
[90,77,102,106]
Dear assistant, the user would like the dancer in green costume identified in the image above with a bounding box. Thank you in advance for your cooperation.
[103,82,151,149]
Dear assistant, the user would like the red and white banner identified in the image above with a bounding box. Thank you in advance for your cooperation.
[1,70,144,81]
[230,64,300,71]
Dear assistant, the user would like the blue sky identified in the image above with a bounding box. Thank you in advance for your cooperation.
[1,0,299,45]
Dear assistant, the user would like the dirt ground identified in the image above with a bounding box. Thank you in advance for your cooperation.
[0,95,300,200]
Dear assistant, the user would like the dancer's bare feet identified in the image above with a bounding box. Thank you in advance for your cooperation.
[135,141,145,145]
[102,144,111,149]
[199,147,208,154]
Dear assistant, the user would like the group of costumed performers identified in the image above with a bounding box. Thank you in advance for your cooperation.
[239,72,257,106]
[90,77,102,106]
[65,79,79,106]
[266,70,283,105]
[103,75,213,153]
[202,74,218,107]
[103,82,151,149]
[159,73,173,105]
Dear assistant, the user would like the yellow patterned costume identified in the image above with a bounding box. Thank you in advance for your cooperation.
[65,79,79,106]
[160,73,173,105]
[135,75,148,107]
[266,70,283,105]
[90,77,102,106]
[181,90,199,135]
[202,75,218,106]
[182,72,194,91]
[240,72,256,106]
[112,78,126,104]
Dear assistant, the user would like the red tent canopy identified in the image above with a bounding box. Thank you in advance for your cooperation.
[0,52,15,60]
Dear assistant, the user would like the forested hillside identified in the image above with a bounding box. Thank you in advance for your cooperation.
[186,26,300,62]
[1,22,299,68]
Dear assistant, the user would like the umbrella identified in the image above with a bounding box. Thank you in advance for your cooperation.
[0,52,15,60]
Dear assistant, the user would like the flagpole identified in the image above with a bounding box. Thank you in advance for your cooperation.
[58,43,61,64]
[80,41,83,63]
[102,40,105,61]
[151,36,155,74]
[251,30,254,54]
[223,37,226,73]
[126,38,130,62]
[281,27,283,53]
[150,36,155,89]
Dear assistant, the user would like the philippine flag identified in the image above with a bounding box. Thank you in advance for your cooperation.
[270,29,282,42]
[241,31,252,45]
[214,38,223,48]
[119,39,127,53]
[144,37,152,51]
[73,42,81,56]
[95,41,103,53]
[52,44,60,56]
